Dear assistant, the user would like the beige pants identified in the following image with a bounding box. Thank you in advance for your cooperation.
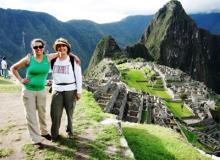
[22,89,48,143]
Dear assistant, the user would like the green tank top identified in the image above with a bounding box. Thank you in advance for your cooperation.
[24,54,49,91]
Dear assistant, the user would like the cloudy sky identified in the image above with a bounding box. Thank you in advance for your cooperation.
[0,0,219,23]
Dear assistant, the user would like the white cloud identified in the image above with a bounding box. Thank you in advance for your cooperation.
[0,0,219,23]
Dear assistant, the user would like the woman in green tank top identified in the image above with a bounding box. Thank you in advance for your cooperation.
[10,38,59,149]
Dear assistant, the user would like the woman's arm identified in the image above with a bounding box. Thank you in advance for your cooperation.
[69,52,80,64]
[10,56,29,84]
[46,52,59,62]
[47,52,80,64]
[74,61,82,101]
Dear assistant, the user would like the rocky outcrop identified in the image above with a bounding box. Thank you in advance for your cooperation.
[86,36,124,75]
[125,43,153,61]
[85,59,120,80]
[140,0,220,93]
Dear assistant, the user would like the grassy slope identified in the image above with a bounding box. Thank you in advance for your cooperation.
[122,124,210,160]
[119,67,171,98]
[164,101,194,118]
[0,77,21,92]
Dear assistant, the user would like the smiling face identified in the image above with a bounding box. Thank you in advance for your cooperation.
[56,44,68,55]
[32,41,44,55]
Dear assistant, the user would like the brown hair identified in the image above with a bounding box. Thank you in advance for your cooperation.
[31,38,45,48]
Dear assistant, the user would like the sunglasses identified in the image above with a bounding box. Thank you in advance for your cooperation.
[57,44,67,48]
[33,45,44,50]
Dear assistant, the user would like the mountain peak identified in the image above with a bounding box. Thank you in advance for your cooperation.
[141,0,195,61]
[156,0,186,20]
[167,0,183,9]
[85,36,122,74]
[101,35,121,54]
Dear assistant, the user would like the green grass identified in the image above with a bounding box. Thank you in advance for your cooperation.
[180,125,213,153]
[0,124,16,135]
[0,77,21,92]
[122,124,211,160]
[23,135,77,160]
[180,126,197,143]
[120,68,171,98]
[95,125,120,148]
[22,144,43,159]
[163,101,194,118]
[0,148,13,158]
[90,125,126,160]
[191,124,207,131]
[73,90,108,133]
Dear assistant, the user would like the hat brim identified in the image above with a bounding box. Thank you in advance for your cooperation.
[53,42,70,51]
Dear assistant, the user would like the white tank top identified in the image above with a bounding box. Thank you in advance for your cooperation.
[52,56,76,91]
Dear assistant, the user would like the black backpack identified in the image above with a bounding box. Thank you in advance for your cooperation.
[51,56,76,80]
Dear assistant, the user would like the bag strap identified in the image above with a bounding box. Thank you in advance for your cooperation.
[51,57,56,69]
[51,56,76,83]
[69,56,76,82]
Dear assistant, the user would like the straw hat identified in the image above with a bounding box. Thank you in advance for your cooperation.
[53,37,71,51]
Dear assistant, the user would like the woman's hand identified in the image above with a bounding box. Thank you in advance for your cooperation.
[10,56,30,84]
[21,78,29,84]
[75,93,81,101]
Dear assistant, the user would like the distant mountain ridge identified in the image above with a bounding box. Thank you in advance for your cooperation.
[0,7,220,70]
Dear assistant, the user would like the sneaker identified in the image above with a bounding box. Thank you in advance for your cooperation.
[33,142,45,149]
[51,135,61,142]
[41,134,52,140]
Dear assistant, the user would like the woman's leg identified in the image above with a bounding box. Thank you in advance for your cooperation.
[50,91,64,139]
[63,90,76,137]
[22,89,41,143]
[36,89,48,136]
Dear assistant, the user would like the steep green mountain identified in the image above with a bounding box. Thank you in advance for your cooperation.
[85,35,125,77]
[140,0,220,93]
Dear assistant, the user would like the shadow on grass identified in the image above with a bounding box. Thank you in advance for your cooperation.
[123,127,176,160]
[43,144,75,158]
[28,134,120,159]
[41,135,77,159]
[50,134,109,159]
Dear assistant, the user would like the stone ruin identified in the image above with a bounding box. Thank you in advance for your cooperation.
[151,62,220,154]
[84,78,143,123]
[143,95,179,131]
[84,61,220,155]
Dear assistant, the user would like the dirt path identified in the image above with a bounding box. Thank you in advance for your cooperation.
[0,92,66,160]
[0,92,29,160]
